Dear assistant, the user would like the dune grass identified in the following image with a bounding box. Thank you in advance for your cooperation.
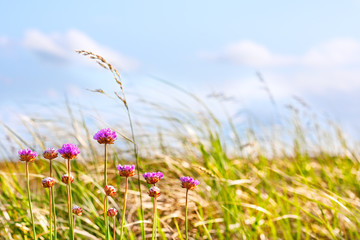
[1,53,360,239]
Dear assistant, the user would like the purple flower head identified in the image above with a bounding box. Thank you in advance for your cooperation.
[43,148,58,160]
[18,149,38,163]
[143,172,164,185]
[116,164,135,177]
[148,186,161,198]
[180,176,200,190]
[93,128,117,144]
[58,143,80,160]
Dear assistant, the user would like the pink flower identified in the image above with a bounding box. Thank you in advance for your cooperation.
[143,172,164,185]
[43,148,58,160]
[58,143,80,160]
[18,149,38,163]
[116,164,135,177]
[93,128,117,144]
[180,176,200,190]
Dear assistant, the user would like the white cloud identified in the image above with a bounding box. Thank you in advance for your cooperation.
[220,40,295,67]
[207,38,360,68]
[204,38,360,96]
[23,29,139,71]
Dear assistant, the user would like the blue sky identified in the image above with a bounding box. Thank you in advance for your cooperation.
[1,1,360,138]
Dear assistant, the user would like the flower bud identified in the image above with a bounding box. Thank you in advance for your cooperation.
[61,174,75,184]
[43,148,58,160]
[72,205,83,216]
[104,185,117,197]
[42,177,55,188]
[148,186,160,198]
[107,208,118,217]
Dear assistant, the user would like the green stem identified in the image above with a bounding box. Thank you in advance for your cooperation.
[104,195,108,239]
[26,162,37,240]
[185,189,189,240]
[113,216,116,240]
[125,106,145,240]
[50,161,57,240]
[120,177,128,240]
[49,187,52,240]
[152,197,157,240]
[104,144,109,240]
[73,216,76,238]
[67,159,73,240]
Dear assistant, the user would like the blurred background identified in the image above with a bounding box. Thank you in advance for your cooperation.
[1,0,360,148]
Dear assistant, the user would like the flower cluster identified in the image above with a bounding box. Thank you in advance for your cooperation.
[104,185,117,197]
[143,172,163,185]
[180,176,200,190]
[43,148,58,160]
[42,177,56,188]
[72,205,83,216]
[61,174,75,184]
[107,208,117,217]
[148,186,161,198]
[117,164,136,177]
[58,143,80,160]
[93,128,117,144]
[18,149,38,163]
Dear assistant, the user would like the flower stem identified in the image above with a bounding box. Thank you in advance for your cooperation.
[104,195,108,239]
[26,162,37,240]
[113,216,116,240]
[104,144,110,240]
[185,189,189,240]
[67,159,73,240]
[49,187,52,240]
[73,216,76,237]
[120,177,129,240]
[50,161,57,240]
[152,197,157,240]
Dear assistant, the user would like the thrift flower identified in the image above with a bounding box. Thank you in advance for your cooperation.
[42,177,56,188]
[107,208,118,217]
[58,143,80,160]
[143,172,163,185]
[72,205,83,216]
[104,185,117,197]
[148,186,161,198]
[18,149,38,163]
[180,176,200,190]
[61,174,75,184]
[93,128,117,144]
[43,148,58,160]
[117,164,135,177]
